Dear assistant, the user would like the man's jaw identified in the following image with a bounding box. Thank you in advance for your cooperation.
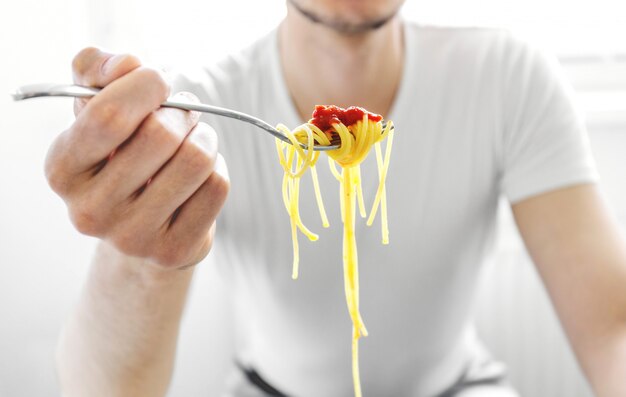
[286,0,399,35]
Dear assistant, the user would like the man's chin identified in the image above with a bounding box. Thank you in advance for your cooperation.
[288,0,399,35]
[321,16,396,34]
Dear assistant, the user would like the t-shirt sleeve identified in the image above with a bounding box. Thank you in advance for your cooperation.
[499,36,599,204]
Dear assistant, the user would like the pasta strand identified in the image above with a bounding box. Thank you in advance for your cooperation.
[274,110,394,397]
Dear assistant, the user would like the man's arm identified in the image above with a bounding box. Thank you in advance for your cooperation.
[512,183,626,396]
[50,48,229,396]
[57,242,195,396]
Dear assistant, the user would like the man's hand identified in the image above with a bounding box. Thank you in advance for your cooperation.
[53,48,230,397]
[46,47,229,269]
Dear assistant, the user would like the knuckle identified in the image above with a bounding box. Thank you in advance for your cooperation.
[136,114,181,151]
[107,218,156,259]
[44,136,72,195]
[102,53,141,75]
[208,169,231,201]
[72,47,101,77]
[152,227,215,270]
[181,237,213,269]
[182,142,216,176]
[153,244,188,269]
[142,109,184,145]
[196,121,218,141]
[86,101,125,135]
[135,67,170,100]
[180,122,218,174]
[110,229,147,259]
[206,152,230,201]
[45,162,70,195]
[69,200,105,236]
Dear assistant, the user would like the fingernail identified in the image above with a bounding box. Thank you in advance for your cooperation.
[176,91,199,103]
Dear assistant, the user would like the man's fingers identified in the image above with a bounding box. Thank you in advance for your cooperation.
[168,153,230,235]
[158,154,230,267]
[87,93,201,204]
[62,67,170,174]
[102,124,227,268]
[54,94,200,235]
[72,47,142,116]
[72,47,141,87]
[125,122,219,228]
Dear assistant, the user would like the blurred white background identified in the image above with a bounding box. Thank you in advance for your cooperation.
[1,1,625,396]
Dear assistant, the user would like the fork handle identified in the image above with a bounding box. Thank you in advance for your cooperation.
[12,83,339,151]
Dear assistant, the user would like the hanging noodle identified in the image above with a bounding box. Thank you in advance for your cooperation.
[275,105,394,397]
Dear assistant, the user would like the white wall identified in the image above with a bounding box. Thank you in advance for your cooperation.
[1,1,90,396]
[1,1,625,397]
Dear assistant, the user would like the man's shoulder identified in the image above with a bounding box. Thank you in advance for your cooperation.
[212,31,275,80]
[181,30,275,96]
[406,21,510,43]
[403,20,542,78]
[405,21,531,57]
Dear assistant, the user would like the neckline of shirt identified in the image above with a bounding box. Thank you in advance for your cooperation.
[267,20,419,130]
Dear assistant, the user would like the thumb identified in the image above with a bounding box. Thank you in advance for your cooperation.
[71,47,142,115]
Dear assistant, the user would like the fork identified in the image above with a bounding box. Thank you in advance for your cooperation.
[12,83,343,151]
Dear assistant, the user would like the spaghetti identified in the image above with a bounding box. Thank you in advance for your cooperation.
[275,105,394,397]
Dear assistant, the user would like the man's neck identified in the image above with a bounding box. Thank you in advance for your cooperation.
[279,5,404,122]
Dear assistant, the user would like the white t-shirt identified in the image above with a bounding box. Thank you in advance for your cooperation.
[173,22,597,397]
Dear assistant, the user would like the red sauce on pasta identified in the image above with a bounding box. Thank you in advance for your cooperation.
[309,105,383,132]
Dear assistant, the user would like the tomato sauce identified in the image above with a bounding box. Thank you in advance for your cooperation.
[309,105,383,132]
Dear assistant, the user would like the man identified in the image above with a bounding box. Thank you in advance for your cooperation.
[50,0,626,396]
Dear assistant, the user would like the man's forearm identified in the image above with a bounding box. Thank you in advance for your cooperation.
[56,241,195,397]
[579,325,626,397]
[513,184,626,396]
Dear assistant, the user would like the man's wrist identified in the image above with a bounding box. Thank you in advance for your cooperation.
[93,240,196,288]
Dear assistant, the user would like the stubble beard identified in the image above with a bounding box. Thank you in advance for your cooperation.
[287,0,400,35]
